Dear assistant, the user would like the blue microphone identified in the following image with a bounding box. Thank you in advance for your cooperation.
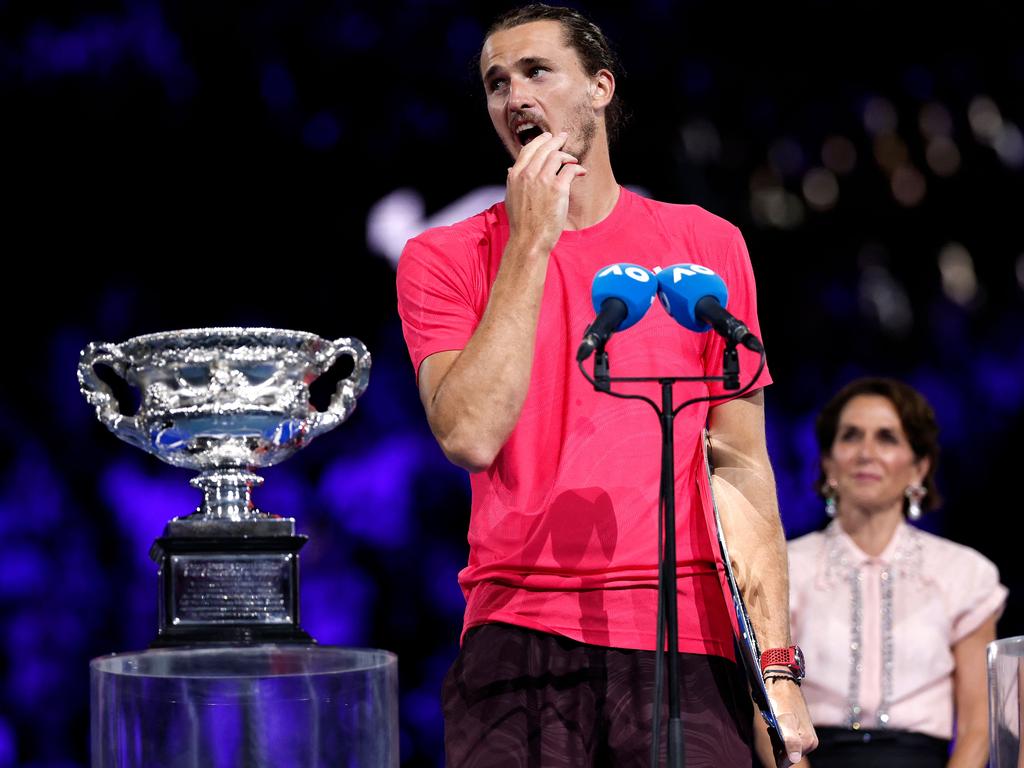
[656,264,764,353]
[577,263,657,362]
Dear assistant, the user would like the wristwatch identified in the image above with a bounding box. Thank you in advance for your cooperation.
[759,645,805,680]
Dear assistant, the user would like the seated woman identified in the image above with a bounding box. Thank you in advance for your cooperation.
[787,378,1006,768]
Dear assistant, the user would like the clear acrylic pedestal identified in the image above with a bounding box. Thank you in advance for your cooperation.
[989,636,1024,768]
[91,645,398,767]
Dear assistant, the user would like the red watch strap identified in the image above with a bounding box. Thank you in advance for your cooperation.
[760,647,795,673]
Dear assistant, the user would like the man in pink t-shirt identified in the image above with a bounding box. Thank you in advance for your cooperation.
[396,5,816,766]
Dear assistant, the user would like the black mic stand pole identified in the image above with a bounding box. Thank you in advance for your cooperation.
[658,375,685,768]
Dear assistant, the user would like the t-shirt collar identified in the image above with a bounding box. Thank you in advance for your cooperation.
[554,185,630,243]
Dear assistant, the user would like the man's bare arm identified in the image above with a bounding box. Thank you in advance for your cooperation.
[418,132,584,472]
[708,390,817,766]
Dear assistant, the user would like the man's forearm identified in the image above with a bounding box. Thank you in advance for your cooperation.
[426,239,549,472]
[711,459,792,649]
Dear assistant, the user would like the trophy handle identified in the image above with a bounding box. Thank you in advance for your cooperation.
[306,336,371,439]
[77,342,147,449]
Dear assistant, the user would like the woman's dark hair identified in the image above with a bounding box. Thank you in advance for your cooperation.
[485,4,627,144]
[815,377,942,513]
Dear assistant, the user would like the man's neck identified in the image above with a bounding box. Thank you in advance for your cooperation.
[564,143,619,231]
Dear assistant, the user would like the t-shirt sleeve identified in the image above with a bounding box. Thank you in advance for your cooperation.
[950,548,1008,643]
[395,231,483,381]
[704,228,773,400]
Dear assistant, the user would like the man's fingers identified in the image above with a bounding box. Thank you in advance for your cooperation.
[775,712,806,766]
[514,131,568,174]
[555,162,587,191]
[541,150,580,177]
[510,131,552,170]
[511,130,556,169]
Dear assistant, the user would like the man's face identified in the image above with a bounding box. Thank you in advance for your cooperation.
[480,20,601,163]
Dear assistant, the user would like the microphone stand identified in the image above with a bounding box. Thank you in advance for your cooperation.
[580,340,763,768]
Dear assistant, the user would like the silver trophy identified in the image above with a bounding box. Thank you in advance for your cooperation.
[78,327,370,645]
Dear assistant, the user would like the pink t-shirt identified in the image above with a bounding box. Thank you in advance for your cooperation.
[789,520,1008,740]
[397,186,771,655]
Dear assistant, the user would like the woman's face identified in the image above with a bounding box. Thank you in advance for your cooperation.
[822,394,930,516]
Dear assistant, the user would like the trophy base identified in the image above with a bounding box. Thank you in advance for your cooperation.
[150,516,314,647]
[150,624,314,648]
[91,645,399,767]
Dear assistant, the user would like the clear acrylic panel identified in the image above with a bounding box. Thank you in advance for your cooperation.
[989,636,1024,768]
[91,645,398,768]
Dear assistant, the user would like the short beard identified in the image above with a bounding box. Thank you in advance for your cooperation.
[572,106,597,165]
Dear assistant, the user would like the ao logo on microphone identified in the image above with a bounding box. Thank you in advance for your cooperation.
[660,264,715,282]
[597,264,654,283]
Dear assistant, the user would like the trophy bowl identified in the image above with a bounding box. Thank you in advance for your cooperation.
[78,327,370,472]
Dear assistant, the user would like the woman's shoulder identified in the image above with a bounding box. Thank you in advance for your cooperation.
[912,526,999,572]
[910,526,1008,636]
[911,527,1005,608]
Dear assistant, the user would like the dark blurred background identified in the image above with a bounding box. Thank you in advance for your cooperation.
[2,1,1023,765]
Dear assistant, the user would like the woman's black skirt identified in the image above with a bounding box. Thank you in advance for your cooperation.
[808,726,949,768]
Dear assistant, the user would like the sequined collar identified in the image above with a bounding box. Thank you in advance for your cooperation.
[822,520,924,586]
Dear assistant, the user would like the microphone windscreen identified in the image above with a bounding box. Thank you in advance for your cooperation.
[655,264,729,332]
[590,264,657,331]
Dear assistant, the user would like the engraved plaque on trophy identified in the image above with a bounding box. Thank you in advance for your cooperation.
[78,328,370,646]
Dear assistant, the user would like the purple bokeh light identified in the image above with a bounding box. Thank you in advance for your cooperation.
[445,17,483,68]
[260,63,296,112]
[423,548,466,619]
[99,459,200,568]
[3,612,70,712]
[302,113,341,150]
[4,449,65,534]
[909,369,966,447]
[973,349,1024,416]
[768,411,823,538]
[24,8,194,100]
[301,570,375,645]
[0,550,47,600]
[337,12,381,53]
[318,435,422,550]
[254,466,305,521]
[0,716,14,766]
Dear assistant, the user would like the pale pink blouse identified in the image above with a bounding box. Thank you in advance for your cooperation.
[788,520,1007,740]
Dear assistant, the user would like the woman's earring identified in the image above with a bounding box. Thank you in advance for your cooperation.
[905,483,927,521]
[822,479,839,518]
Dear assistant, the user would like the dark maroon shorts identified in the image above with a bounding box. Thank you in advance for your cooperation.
[442,623,754,767]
